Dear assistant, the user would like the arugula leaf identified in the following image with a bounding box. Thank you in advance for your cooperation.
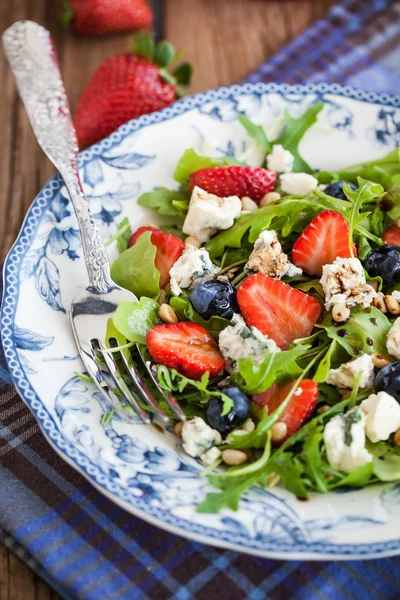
[343,178,384,256]
[238,115,270,150]
[313,340,350,383]
[317,305,391,358]
[173,149,237,186]
[266,452,309,498]
[293,279,325,305]
[110,231,161,300]
[205,198,319,258]
[105,318,132,365]
[197,435,271,513]
[332,462,375,488]
[367,441,400,481]
[117,218,132,253]
[113,298,160,344]
[137,187,190,218]
[302,427,328,492]
[233,346,308,394]
[169,296,230,336]
[338,147,400,178]
[273,102,324,173]
[157,366,233,415]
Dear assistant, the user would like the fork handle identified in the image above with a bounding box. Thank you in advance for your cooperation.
[3,21,113,293]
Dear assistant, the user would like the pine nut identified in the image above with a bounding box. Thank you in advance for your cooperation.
[241,196,258,212]
[371,353,392,369]
[318,405,330,414]
[222,449,248,466]
[385,295,400,315]
[243,418,255,432]
[372,292,387,313]
[271,422,287,442]
[185,235,201,248]
[158,289,167,305]
[217,275,230,282]
[159,303,178,324]
[175,421,184,437]
[332,303,350,323]
[394,429,400,447]
[260,191,280,207]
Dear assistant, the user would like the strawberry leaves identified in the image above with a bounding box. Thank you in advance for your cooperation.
[133,32,193,93]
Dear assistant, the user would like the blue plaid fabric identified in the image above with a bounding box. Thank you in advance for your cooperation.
[1,1,400,598]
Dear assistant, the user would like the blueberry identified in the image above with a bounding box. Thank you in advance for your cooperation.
[364,245,400,286]
[324,180,357,200]
[191,280,238,320]
[204,386,250,433]
[374,362,400,402]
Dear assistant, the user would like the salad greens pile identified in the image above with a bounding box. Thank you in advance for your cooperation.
[101,101,400,513]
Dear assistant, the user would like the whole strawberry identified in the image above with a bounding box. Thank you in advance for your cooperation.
[74,34,192,148]
[65,0,153,36]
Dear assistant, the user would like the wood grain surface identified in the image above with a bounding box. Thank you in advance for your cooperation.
[0,0,333,597]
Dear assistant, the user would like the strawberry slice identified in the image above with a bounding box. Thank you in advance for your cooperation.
[292,210,356,276]
[129,227,185,288]
[237,274,322,350]
[146,322,225,380]
[188,166,277,202]
[252,379,318,443]
[383,223,400,246]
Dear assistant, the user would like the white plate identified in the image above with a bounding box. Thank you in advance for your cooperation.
[3,82,400,561]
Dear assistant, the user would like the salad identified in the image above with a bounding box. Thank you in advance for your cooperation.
[103,102,400,513]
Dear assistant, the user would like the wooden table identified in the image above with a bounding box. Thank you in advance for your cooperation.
[0,0,333,597]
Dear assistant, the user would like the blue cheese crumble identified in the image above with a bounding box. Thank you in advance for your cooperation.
[245,230,302,279]
[169,244,220,296]
[219,314,280,367]
[324,407,372,473]
[181,417,222,458]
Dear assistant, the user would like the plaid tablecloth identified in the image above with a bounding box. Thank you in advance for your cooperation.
[1,1,400,598]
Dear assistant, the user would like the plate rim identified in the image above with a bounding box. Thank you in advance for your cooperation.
[3,81,400,560]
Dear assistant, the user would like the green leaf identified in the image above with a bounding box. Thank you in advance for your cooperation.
[113,298,160,344]
[238,115,270,150]
[205,198,320,258]
[197,473,261,513]
[333,462,374,487]
[172,62,193,85]
[156,366,233,414]
[302,427,328,492]
[105,318,132,363]
[154,41,175,67]
[343,178,384,256]
[234,346,307,394]
[338,147,400,178]
[313,341,349,383]
[110,231,161,300]
[137,187,190,218]
[367,441,400,481]
[169,296,230,337]
[273,102,324,173]
[317,305,391,358]
[268,452,309,498]
[173,149,237,186]
[116,217,132,254]
[133,31,155,61]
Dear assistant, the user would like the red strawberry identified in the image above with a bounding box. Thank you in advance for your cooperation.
[67,0,153,36]
[74,34,192,147]
[292,210,356,276]
[129,226,184,288]
[383,223,400,246]
[147,323,225,380]
[188,167,277,202]
[237,274,322,350]
[251,379,318,443]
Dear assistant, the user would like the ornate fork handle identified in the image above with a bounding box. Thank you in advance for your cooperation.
[3,20,113,293]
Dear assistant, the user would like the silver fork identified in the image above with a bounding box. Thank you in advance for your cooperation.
[3,20,185,425]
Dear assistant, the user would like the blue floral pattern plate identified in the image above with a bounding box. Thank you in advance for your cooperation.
[3,83,400,560]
